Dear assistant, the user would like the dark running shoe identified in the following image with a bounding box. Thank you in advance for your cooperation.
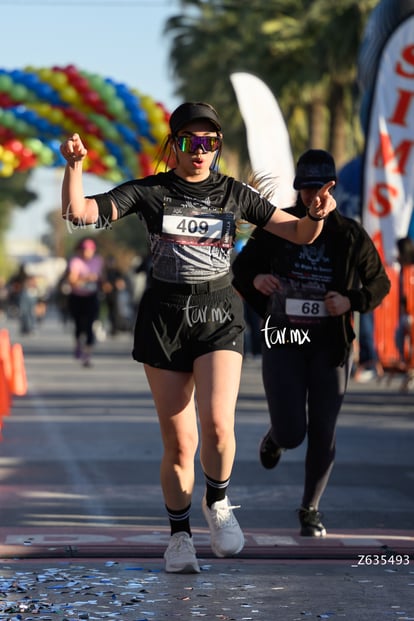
[298,506,327,537]
[259,429,284,469]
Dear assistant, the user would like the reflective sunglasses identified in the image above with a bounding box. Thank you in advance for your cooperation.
[175,135,221,153]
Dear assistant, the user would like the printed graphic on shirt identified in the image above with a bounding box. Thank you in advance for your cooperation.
[161,197,235,248]
[268,241,333,330]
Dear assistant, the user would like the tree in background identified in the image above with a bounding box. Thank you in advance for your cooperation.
[165,0,377,171]
[41,207,149,273]
[1,0,378,254]
[0,172,37,275]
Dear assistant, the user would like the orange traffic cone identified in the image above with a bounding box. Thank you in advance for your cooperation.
[0,358,11,416]
[10,343,28,397]
[0,329,12,386]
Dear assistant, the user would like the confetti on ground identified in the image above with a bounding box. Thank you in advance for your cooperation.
[0,560,412,620]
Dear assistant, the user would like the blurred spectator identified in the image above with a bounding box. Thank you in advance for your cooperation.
[128,254,151,315]
[397,236,414,265]
[7,264,38,335]
[336,156,384,382]
[395,237,414,369]
[102,255,134,335]
[395,295,413,368]
[0,277,8,319]
[353,311,384,382]
[55,267,72,325]
[67,237,104,367]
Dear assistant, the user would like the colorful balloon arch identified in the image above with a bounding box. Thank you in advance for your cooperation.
[0,65,171,182]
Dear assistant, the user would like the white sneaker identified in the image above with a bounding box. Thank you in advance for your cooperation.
[164,532,200,574]
[354,369,376,383]
[202,496,245,558]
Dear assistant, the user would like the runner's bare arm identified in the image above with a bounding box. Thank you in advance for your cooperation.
[60,133,118,224]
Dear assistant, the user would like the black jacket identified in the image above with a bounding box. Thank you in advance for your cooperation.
[232,205,391,366]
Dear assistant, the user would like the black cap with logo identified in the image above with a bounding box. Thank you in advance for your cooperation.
[293,149,337,190]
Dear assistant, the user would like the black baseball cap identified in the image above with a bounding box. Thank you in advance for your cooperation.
[293,149,336,189]
[169,102,222,135]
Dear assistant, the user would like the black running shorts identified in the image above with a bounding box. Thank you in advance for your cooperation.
[132,276,245,371]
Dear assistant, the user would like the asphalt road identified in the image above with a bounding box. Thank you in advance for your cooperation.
[0,310,413,561]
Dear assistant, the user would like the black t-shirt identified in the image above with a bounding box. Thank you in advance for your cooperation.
[96,170,276,283]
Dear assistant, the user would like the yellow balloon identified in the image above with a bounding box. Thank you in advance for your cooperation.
[47,108,65,124]
[141,138,158,156]
[147,106,165,124]
[151,125,169,143]
[139,95,156,112]
[0,162,15,177]
[87,138,106,156]
[102,154,117,169]
[60,86,81,105]
[49,71,68,89]
[37,67,53,82]
[105,170,124,183]
[2,150,18,165]
[62,118,75,132]
[31,102,49,116]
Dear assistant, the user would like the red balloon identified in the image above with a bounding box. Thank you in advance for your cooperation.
[71,76,91,94]
[63,64,79,77]
[88,162,107,175]
[84,91,100,106]
[0,93,14,108]
[84,122,101,137]
[139,153,154,176]
[0,127,13,141]
[16,155,36,171]
[5,138,24,155]
[86,148,99,161]
[61,64,91,95]
[64,108,86,125]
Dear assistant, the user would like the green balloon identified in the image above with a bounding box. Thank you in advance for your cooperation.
[99,82,116,101]
[1,111,15,128]
[38,146,54,166]
[106,99,126,119]
[0,74,13,93]
[10,83,29,101]
[25,138,44,154]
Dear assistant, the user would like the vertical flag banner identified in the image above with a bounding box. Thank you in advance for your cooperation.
[362,7,414,265]
[230,72,296,208]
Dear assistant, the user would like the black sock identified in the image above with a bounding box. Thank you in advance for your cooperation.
[166,504,192,536]
[204,474,230,508]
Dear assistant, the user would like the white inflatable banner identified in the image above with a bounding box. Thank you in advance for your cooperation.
[230,72,296,208]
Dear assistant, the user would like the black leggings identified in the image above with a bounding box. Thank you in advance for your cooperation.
[261,344,352,509]
[68,293,99,346]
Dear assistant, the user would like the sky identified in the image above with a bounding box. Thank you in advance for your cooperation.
[2,0,182,245]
